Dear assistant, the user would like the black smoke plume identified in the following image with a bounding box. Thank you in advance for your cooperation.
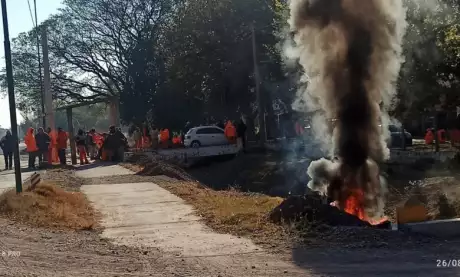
[288,0,406,219]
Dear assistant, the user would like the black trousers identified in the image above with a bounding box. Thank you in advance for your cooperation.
[28,151,37,168]
[37,150,48,164]
[58,149,66,165]
[4,152,12,168]
[238,135,246,150]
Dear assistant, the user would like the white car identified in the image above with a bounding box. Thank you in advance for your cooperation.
[184,126,229,148]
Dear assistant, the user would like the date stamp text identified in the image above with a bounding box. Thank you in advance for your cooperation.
[437,260,460,267]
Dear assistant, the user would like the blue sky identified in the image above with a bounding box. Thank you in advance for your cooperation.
[0,0,63,128]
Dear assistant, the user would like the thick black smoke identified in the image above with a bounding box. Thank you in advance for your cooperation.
[288,0,406,219]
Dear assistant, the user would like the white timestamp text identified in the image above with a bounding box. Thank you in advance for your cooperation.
[437,260,460,267]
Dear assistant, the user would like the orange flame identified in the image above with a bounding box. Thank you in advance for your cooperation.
[343,189,387,225]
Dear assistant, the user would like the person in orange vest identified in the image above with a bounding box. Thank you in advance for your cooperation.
[24,127,39,169]
[159,128,170,148]
[425,128,434,145]
[224,121,237,144]
[164,129,170,142]
[57,127,68,165]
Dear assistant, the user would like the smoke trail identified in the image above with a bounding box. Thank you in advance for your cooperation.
[289,0,406,219]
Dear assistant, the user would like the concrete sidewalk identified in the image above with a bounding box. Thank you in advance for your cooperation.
[78,166,260,257]
[78,164,305,275]
[0,154,43,193]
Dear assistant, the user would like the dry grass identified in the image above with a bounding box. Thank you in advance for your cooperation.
[385,176,460,221]
[121,158,291,246]
[0,182,98,230]
[155,179,289,247]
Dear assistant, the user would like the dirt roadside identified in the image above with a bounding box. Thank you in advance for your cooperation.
[2,168,460,276]
[84,171,460,276]
[1,169,303,277]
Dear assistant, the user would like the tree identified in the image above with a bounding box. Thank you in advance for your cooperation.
[5,0,288,131]
[397,0,460,119]
[122,0,286,128]
[2,0,176,114]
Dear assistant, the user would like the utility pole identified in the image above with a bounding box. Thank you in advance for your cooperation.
[252,23,266,146]
[41,27,54,130]
[1,0,23,193]
[34,0,45,128]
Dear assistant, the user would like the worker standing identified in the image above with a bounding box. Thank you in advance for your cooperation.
[57,127,68,165]
[224,121,237,144]
[0,131,14,170]
[236,118,247,152]
[35,127,51,165]
[76,129,90,165]
[24,128,39,169]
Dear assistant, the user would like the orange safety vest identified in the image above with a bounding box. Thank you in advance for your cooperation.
[48,130,59,163]
[224,121,236,138]
[172,136,181,144]
[160,129,170,142]
[24,128,38,152]
[425,129,434,145]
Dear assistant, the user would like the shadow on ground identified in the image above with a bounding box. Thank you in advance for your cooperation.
[184,149,311,197]
[291,240,460,276]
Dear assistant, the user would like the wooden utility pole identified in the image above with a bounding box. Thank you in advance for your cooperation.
[252,24,266,146]
[41,27,54,131]
[34,0,46,128]
[67,108,77,165]
[109,96,120,127]
[1,0,22,193]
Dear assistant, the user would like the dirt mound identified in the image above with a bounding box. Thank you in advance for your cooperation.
[0,182,98,230]
[136,161,193,181]
[125,152,194,181]
[270,195,390,228]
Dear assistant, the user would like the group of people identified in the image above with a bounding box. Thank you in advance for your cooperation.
[129,117,248,152]
[132,125,173,150]
[73,126,128,164]
[0,125,128,170]
[23,127,69,169]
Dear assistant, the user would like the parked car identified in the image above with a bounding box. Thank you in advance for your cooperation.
[183,126,229,148]
[387,124,413,147]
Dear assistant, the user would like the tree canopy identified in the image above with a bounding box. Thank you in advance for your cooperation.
[4,0,460,131]
[3,0,287,130]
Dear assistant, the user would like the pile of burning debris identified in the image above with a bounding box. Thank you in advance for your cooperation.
[269,193,391,229]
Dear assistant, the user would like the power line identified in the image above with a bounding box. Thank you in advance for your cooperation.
[32,0,46,127]
[26,0,36,28]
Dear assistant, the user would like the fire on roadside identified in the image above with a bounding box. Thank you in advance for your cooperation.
[331,189,388,225]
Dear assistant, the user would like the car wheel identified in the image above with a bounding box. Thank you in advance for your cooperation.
[191,141,201,148]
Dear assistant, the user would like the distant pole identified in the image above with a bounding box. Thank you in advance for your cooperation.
[67,108,77,165]
[1,0,23,193]
[251,23,266,146]
[41,27,54,131]
[434,112,440,152]
[34,0,45,128]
